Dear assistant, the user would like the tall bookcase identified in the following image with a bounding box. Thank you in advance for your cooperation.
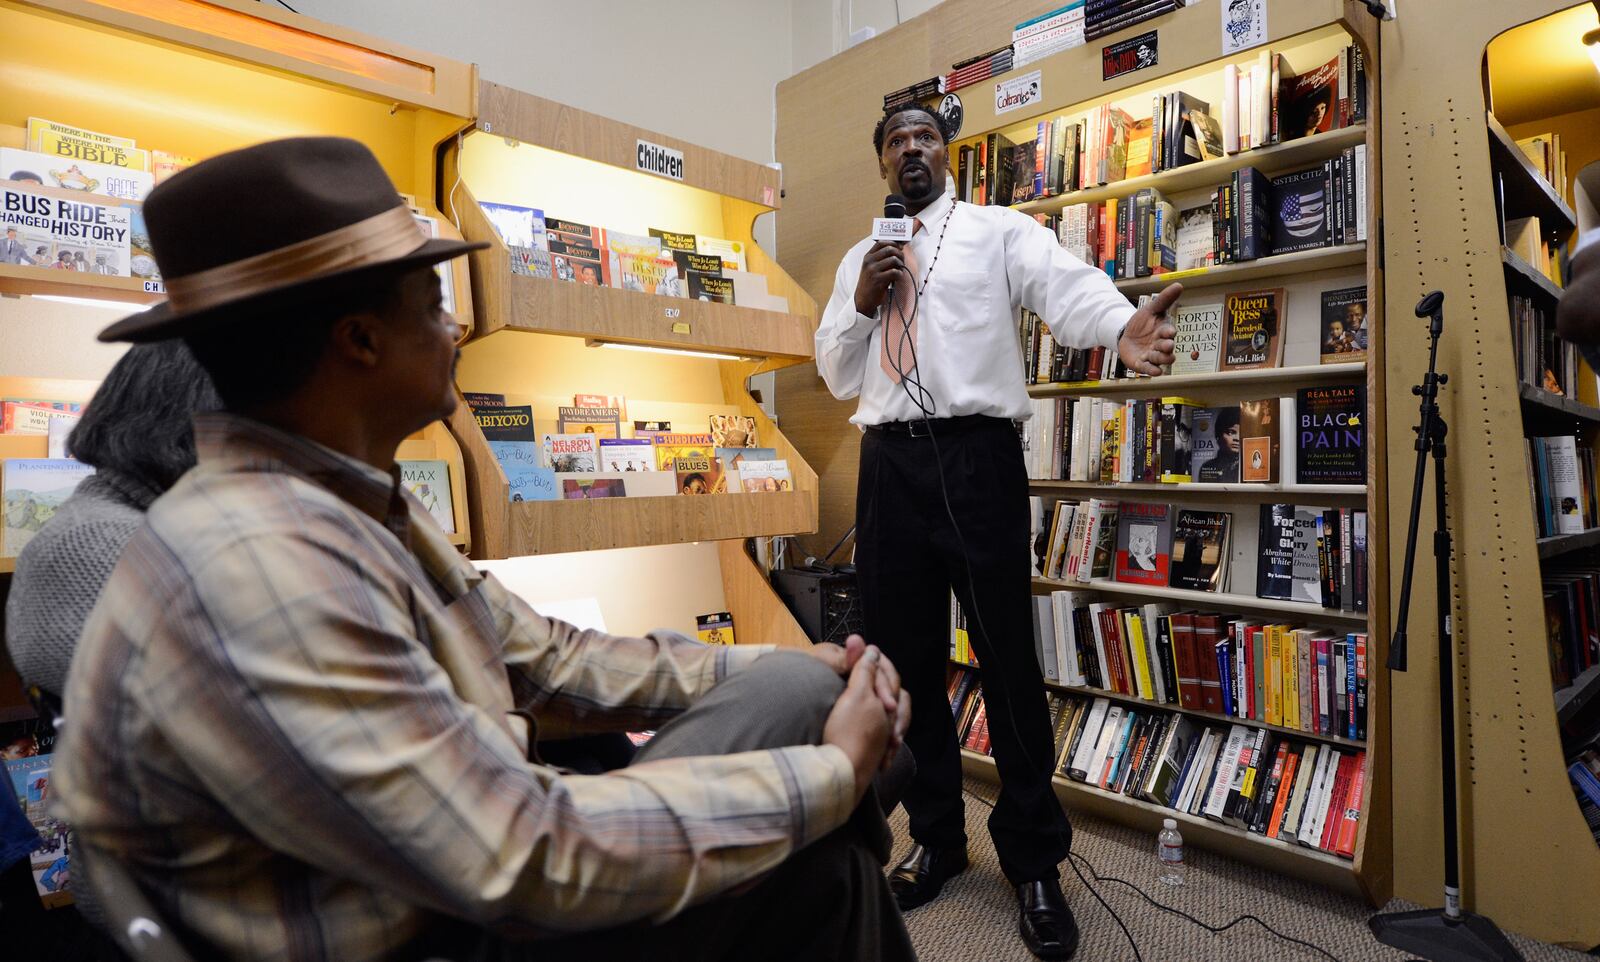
[439,80,821,649]
[776,0,1391,901]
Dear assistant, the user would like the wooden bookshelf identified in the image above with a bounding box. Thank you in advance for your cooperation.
[1014,125,1367,217]
[1032,576,1369,626]
[960,749,1361,894]
[1486,111,1577,241]
[0,556,15,576]
[455,182,813,361]
[1500,247,1563,304]
[1113,243,1367,297]
[773,0,1388,904]
[1536,527,1600,560]
[437,80,820,646]
[1518,381,1600,428]
[1041,680,1367,750]
[1028,362,1366,399]
[1028,480,1366,504]
[0,261,165,306]
[1556,665,1600,727]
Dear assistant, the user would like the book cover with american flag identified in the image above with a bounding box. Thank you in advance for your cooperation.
[1269,165,1332,255]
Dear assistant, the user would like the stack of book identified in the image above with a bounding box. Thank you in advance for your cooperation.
[1047,692,1367,859]
[1515,130,1570,202]
[1037,590,1371,740]
[945,45,1016,92]
[1085,0,1182,42]
[1012,5,1084,68]
[1544,562,1600,692]
[948,665,993,755]
[883,76,946,112]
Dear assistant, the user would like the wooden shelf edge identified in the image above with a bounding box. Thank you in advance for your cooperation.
[1501,247,1563,304]
[1032,576,1369,625]
[1518,383,1600,426]
[960,750,1361,891]
[499,490,818,557]
[1113,244,1367,296]
[1556,664,1600,725]
[475,79,782,210]
[0,263,165,305]
[453,181,815,361]
[0,556,14,576]
[1486,112,1577,236]
[1015,126,1367,216]
[1028,480,1366,500]
[1028,362,1366,398]
[1538,527,1600,560]
[1042,680,1368,749]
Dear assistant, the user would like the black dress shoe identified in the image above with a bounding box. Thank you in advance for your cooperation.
[887,843,968,911]
[1016,880,1080,960]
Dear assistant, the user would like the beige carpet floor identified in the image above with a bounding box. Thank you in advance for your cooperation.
[889,778,1594,962]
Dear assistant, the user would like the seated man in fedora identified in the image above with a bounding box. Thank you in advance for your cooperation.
[53,137,915,961]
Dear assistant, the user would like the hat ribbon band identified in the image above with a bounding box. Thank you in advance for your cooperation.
[162,205,425,314]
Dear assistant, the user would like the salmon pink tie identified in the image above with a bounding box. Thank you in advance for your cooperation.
[880,217,923,383]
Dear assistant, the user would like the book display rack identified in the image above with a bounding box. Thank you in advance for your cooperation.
[778,0,1389,901]
[0,0,480,554]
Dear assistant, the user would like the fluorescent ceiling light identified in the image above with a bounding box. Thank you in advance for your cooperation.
[584,339,745,361]
[31,295,154,312]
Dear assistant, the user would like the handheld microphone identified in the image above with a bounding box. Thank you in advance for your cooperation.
[871,193,913,243]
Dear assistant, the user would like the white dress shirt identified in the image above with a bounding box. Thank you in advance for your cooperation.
[815,189,1135,427]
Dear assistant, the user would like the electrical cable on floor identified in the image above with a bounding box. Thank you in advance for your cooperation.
[961,785,1347,962]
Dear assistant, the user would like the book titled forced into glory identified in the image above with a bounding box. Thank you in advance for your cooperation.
[397,459,455,534]
[1113,501,1172,586]
[1168,509,1232,592]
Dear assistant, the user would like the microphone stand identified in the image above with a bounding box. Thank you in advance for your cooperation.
[1368,292,1522,962]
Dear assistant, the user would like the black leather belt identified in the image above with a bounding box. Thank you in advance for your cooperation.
[865,413,1007,438]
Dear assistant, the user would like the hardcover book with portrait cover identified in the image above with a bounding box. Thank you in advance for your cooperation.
[1113,501,1172,586]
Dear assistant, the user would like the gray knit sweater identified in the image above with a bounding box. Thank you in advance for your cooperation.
[5,471,160,697]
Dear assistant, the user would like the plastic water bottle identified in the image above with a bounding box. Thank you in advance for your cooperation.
[1157,818,1185,886]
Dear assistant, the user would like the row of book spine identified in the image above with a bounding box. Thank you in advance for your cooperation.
[1040,687,1366,858]
[1510,293,1578,396]
[1033,588,1368,740]
[1543,562,1600,692]
[1526,434,1599,541]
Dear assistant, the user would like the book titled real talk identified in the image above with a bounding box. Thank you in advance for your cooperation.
[1295,384,1364,485]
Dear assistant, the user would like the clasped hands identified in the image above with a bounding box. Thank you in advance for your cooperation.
[808,635,911,802]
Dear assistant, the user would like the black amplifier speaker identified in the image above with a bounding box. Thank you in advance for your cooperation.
[769,564,863,646]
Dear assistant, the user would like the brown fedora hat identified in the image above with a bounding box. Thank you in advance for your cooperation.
[100,136,486,343]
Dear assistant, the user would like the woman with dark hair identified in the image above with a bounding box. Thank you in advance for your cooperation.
[1197,406,1242,482]
[5,340,222,701]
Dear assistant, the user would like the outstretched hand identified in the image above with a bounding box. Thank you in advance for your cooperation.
[1118,281,1182,376]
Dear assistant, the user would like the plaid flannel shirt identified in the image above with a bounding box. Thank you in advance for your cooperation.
[54,413,856,961]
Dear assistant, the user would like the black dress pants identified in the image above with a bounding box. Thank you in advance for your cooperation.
[856,415,1070,884]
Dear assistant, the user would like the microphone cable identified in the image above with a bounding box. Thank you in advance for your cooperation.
[879,205,1343,962]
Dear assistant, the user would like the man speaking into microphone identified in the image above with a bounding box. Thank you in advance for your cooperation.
[815,103,1180,960]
